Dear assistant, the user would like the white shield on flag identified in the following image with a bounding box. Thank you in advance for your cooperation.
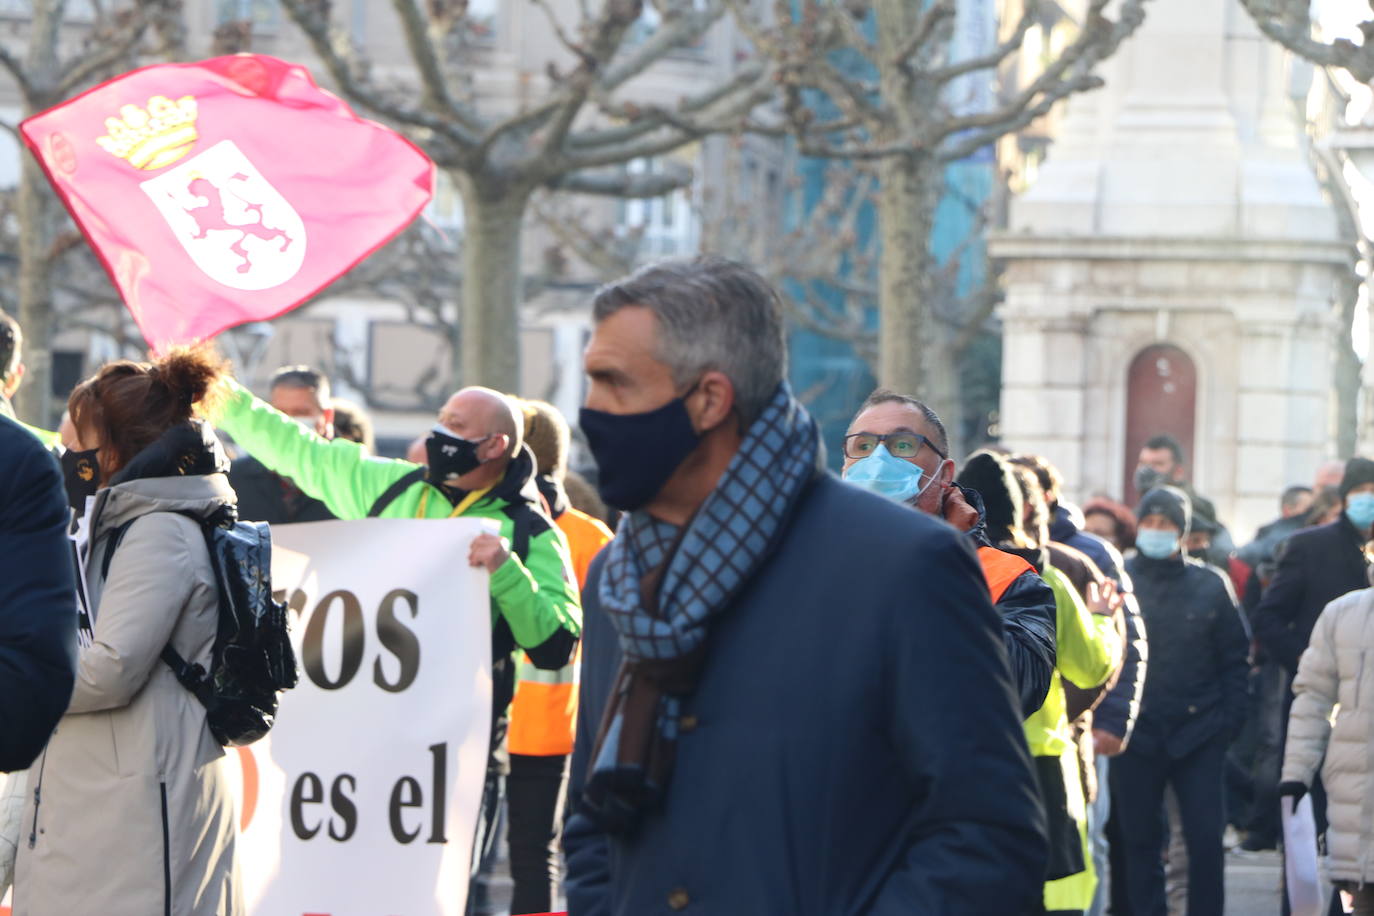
[140,139,307,291]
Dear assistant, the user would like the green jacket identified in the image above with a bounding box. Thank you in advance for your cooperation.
[1031,564,1121,911]
[217,380,582,669]
[1024,565,1120,758]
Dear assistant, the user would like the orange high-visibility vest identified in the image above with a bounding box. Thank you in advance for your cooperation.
[508,507,614,757]
[977,545,1033,604]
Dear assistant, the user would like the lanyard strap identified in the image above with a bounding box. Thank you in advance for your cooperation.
[417,485,492,519]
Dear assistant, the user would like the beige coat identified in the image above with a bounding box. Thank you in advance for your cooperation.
[14,474,242,916]
[1282,586,1374,884]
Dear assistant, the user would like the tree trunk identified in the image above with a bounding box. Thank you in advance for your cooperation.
[12,0,64,426]
[457,180,531,394]
[13,155,56,426]
[1334,265,1361,460]
[876,152,945,406]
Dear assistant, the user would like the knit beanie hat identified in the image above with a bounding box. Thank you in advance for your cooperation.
[957,450,1023,545]
[1340,457,1374,501]
[1135,485,1191,535]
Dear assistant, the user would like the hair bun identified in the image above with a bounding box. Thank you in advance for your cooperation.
[152,346,228,416]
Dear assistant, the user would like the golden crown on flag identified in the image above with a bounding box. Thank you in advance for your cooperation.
[96,95,199,171]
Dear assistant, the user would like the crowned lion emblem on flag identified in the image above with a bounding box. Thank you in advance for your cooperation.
[141,140,307,291]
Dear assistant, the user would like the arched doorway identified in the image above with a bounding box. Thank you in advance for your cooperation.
[1124,344,1198,504]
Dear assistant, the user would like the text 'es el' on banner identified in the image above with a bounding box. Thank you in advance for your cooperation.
[237,518,494,916]
[20,55,434,351]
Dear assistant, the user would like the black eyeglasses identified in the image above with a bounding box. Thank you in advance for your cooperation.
[843,431,947,461]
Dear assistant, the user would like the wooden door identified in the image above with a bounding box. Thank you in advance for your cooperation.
[1123,344,1198,504]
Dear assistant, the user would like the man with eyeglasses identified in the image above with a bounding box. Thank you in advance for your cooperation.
[842,388,1057,718]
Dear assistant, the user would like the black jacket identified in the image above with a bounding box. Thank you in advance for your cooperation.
[1251,516,1370,675]
[566,476,1047,915]
[1049,506,1146,743]
[227,456,335,525]
[0,416,78,770]
[959,487,1058,718]
[1125,553,1250,760]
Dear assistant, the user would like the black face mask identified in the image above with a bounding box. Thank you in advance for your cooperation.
[1134,465,1167,495]
[424,425,486,488]
[579,395,701,512]
[60,447,101,512]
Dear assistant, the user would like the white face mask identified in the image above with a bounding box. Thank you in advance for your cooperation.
[291,415,323,437]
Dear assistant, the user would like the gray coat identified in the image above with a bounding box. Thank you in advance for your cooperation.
[1283,587,1374,884]
[14,473,242,916]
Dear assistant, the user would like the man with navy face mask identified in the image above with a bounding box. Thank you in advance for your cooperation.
[564,257,1047,915]
[841,389,1057,718]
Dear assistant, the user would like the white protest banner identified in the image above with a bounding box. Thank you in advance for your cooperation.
[228,518,493,916]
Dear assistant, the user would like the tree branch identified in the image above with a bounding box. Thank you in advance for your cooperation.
[389,0,484,130]
[548,164,693,197]
[0,46,32,100]
[278,0,481,149]
[1239,0,1374,83]
[928,3,1036,84]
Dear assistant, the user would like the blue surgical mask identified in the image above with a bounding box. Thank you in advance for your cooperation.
[1136,528,1180,560]
[843,444,924,504]
[1347,493,1374,530]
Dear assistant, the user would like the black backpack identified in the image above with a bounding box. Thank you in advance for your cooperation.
[100,505,299,746]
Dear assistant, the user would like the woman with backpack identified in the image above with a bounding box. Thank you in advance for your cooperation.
[14,348,242,915]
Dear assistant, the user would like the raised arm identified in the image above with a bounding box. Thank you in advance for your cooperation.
[215,379,414,520]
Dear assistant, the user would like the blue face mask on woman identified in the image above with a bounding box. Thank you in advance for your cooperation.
[1135,528,1180,560]
[1347,492,1374,530]
[843,444,925,504]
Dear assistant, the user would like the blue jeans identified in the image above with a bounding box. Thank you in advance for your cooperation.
[1087,751,1112,916]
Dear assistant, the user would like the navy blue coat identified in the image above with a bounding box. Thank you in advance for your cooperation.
[0,416,78,770]
[1251,516,1370,676]
[564,475,1047,915]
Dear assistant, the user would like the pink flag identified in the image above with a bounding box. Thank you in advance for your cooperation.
[21,55,434,349]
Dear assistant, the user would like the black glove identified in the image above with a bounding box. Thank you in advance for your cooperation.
[1278,780,1309,813]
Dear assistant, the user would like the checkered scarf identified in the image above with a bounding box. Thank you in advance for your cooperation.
[582,383,820,832]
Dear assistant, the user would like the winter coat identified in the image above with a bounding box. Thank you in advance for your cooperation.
[1049,505,1146,744]
[1032,565,1120,912]
[0,417,77,771]
[226,455,335,525]
[1124,552,1250,760]
[953,486,1058,718]
[1282,588,1374,883]
[15,423,241,916]
[217,380,582,733]
[564,476,1048,915]
[1050,505,1125,585]
[1252,516,1370,676]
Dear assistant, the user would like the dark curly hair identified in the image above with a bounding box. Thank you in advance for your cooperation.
[68,346,229,477]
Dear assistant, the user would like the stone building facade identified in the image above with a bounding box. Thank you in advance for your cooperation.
[990,0,1348,537]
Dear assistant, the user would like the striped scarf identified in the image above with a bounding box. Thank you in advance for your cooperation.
[583,382,820,832]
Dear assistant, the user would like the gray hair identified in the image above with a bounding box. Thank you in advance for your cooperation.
[591,256,787,423]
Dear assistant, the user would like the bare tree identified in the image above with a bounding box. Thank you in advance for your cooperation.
[0,0,183,425]
[1239,0,1374,82]
[278,0,781,393]
[728,0,1148,423]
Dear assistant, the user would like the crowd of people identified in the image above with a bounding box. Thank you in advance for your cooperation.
[0,256,1372,915]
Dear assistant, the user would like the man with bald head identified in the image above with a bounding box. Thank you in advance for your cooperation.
[215,375,582,913]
